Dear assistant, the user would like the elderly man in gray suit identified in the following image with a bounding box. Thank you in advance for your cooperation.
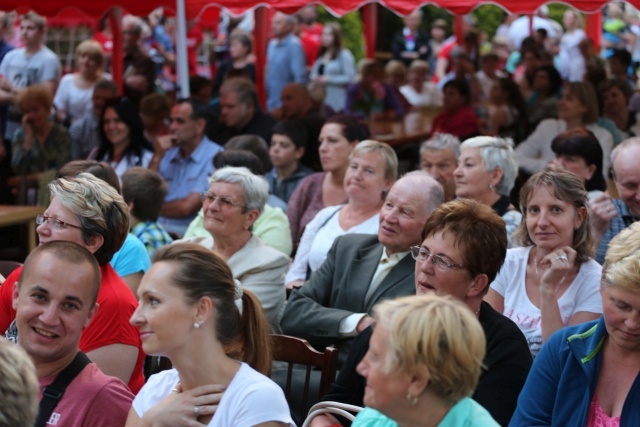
[280,172,444,364]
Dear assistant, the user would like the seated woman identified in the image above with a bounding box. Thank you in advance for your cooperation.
[345,60,405,120]
[127,243,294,427]
[351,294,500,427]
[483,78,527,143]
[54,40,110,124]
[550,128,607,200]
[510,221,640,425]
[309,199,532,427]
[600,78,640,139]
[288,115,370,249]
[399,60,442,109]
[515,81,614,179]
[285,140,397,289]
[525,65,562,131]
[181,167,289,332]
[92,97,154,179]
[430,78,480,140]
[12,85,71,175]
[454,137,521,248]
[485,167,603,357]
[384,60,412,112]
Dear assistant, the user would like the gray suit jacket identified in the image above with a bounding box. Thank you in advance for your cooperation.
[280,234,416,361]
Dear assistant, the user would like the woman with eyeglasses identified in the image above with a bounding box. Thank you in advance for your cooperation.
[485,167,603,358]
[308,199,532,427]
[180,166,289,332]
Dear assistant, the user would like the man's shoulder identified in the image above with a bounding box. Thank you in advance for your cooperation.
[198,137,224,156]
[333,233,380,251]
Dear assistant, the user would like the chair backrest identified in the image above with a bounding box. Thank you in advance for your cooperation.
[0,260,22,280]
[270,334,339,423]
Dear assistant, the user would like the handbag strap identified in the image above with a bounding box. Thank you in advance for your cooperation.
[35,351,91,427]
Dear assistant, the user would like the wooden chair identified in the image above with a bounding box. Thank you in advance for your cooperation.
[0,260,22,279]
[270,334,339,424]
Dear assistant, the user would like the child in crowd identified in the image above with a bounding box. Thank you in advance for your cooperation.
[265,120,314,203]
[121,167,173,257]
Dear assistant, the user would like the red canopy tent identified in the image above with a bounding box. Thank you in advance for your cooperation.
[0,0,629,99]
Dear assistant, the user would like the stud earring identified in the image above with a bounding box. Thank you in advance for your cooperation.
[194,320,204,329]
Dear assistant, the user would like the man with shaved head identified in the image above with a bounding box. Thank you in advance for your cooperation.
[12,241,133,427]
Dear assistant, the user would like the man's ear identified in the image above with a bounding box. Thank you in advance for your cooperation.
[12,282,21,310]
[84,303,100,328]
[195,117,207,135]
[295,147,305,161]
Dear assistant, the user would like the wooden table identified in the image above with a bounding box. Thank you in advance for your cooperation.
[0,205,44,252]
[369,108,440,147]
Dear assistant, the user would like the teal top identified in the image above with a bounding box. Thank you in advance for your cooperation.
[352,397,500,427]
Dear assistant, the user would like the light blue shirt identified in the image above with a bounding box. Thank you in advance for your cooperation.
[158,136,223,236]
[352,398,500,427]
[110,233,151,277]
[265,33,307,111]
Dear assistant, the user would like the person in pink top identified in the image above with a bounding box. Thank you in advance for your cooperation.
[13,241,133,427]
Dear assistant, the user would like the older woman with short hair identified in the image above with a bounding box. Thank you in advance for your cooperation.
[511,221,640,425]
[454,136,521,247]
[486,167,603,357]
[181,167,289,332]
[352,294,499,427]
[515,81,614,177]
[0,173,145,393]
[285,140,397,289]
[309,199,532,427]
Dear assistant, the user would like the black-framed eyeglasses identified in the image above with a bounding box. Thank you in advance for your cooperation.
[200,192,246,210]
[410,245,465,271]
[36,214,82,230]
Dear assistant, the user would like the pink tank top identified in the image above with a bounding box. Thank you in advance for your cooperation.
[586,395,621,427]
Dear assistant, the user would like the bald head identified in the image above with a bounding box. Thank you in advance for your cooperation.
[280,83,312,119]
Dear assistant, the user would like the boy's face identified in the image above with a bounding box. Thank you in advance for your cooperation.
[609,58,626,77]
[269,133,303,168]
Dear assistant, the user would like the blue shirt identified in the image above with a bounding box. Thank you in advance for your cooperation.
[265,33,307,111]
[110,233,151,277]
[158,136,223,236]
[595,198,638,264]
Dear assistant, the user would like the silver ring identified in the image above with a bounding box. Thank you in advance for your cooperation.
[194,406,200,417]
[171,387,179,393]
[557,253,568,262]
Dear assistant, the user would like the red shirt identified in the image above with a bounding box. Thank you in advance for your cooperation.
[430,105,480,139]
[0,264,145,394]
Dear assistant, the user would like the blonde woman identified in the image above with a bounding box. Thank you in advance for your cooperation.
[352,294,499,427]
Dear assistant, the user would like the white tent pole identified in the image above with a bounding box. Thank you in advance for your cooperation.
[176,0,190,98]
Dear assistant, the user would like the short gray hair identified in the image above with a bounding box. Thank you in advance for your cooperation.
[401,171,445,217]
[0,340,38,427]
[420,133,460,158]
[460,136,518,196]
[208,167,269,214]
[611,137,640,166]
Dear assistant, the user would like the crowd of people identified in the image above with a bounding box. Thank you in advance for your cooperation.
[0,3,640,427]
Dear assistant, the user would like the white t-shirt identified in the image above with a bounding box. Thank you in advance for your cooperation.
[557,29,586,81]
[399,83,442,108]
[133,364,295,427]
[285,205,380,283]
[102,149,153,180]
[490,246,602,357]
[54,73,112,121]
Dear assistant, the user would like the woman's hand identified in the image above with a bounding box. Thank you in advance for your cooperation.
[538,246,576,294]
[140,383,225,427]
